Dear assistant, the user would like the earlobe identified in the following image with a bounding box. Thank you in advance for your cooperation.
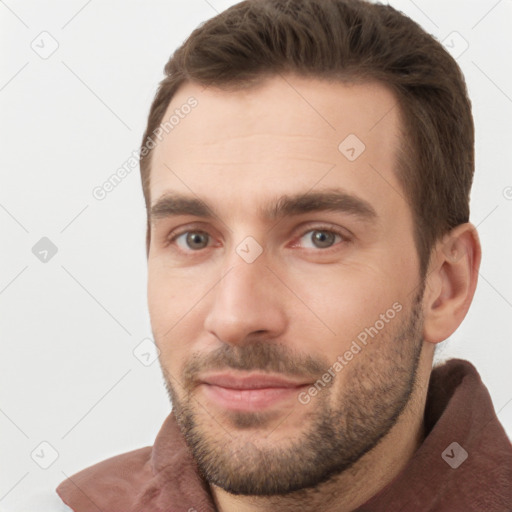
[422,223,481,344]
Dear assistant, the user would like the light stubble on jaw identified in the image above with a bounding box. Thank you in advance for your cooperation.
[160,285,425,496]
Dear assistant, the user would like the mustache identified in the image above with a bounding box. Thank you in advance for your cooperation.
[179,341,330,390]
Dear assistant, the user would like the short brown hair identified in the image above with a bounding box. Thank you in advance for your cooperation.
[140,0,474,277]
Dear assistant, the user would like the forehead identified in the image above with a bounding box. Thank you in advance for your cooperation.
[149,75,406,219]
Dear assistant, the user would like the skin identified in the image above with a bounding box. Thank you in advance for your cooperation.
[146,75,481,512]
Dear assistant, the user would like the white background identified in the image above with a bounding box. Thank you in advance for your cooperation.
[1,0,511,508]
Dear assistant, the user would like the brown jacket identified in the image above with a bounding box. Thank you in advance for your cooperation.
[56,358,512,511]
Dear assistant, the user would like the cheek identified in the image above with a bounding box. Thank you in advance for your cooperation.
[147,259,205,321]
[147,264,207,365]
[283,261,403,358]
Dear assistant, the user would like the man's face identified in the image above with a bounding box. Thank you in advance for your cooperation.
[147,75,426,494]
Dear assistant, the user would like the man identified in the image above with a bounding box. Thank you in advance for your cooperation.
[56,0,512,510]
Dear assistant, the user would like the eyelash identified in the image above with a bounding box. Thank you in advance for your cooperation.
[166,224,351,255]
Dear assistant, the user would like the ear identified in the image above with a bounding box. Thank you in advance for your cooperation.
[422,223,482,344]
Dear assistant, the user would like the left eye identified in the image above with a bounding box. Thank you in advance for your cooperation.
[298,229,343,249]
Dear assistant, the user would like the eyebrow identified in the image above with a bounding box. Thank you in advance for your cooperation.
[150,189,377,224]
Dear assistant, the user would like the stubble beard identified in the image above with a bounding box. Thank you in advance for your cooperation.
[162,289,425,496]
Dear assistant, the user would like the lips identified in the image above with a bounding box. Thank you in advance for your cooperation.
[201,372,311,389]
[198,372,311,412]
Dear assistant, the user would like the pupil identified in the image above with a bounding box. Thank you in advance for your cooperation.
[313,231,333,247]
[188,232,207,248]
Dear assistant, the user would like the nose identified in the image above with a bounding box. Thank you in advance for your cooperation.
[203,253,288,346]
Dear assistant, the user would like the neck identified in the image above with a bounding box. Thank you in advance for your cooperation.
[210,347,432,512]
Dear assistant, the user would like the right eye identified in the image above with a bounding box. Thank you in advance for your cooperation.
[170,230,212,251]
